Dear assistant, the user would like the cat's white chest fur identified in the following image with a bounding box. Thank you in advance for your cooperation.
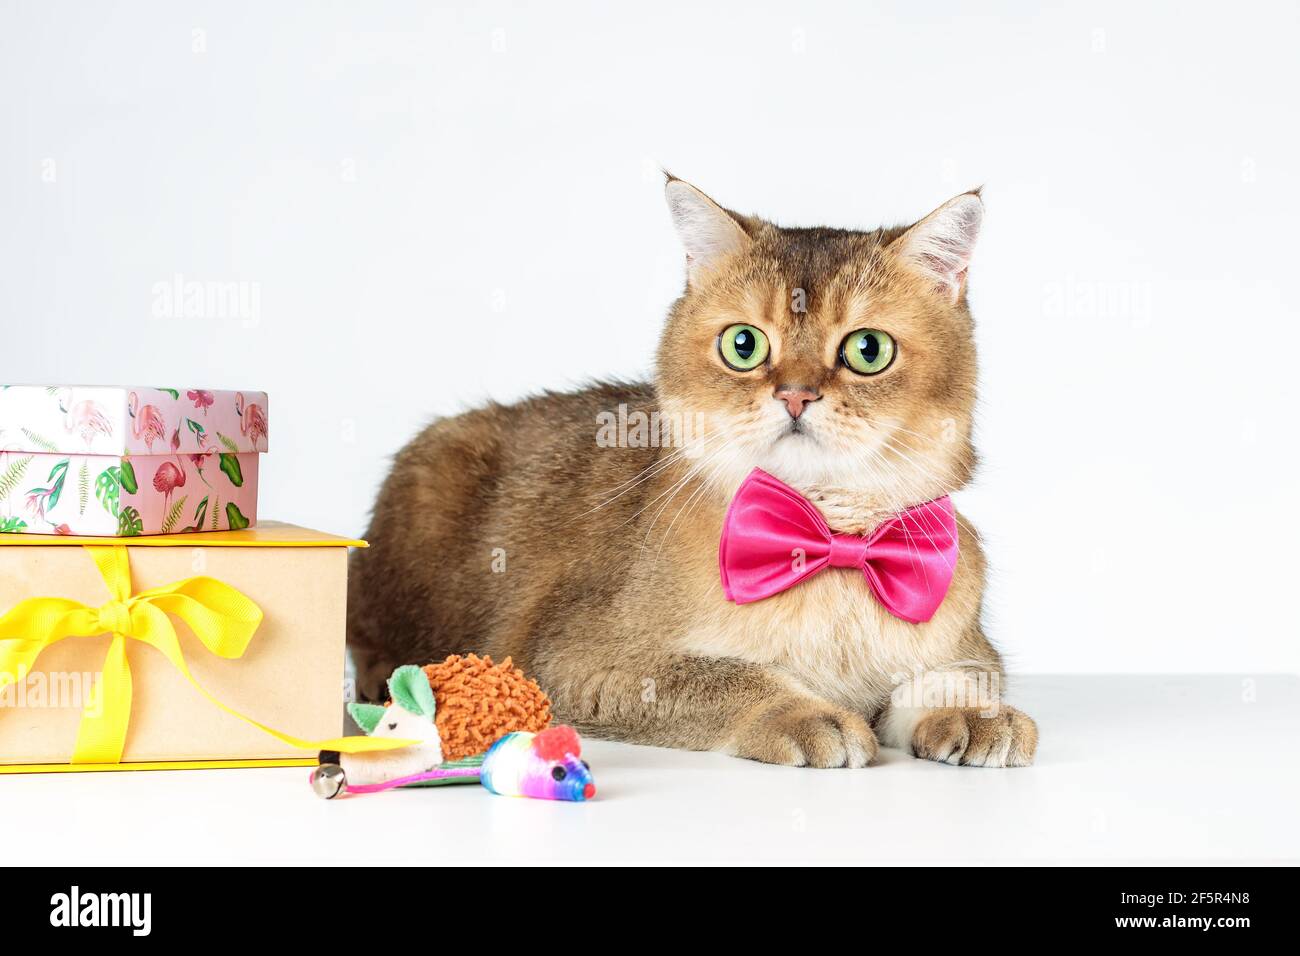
[680,567,969,713]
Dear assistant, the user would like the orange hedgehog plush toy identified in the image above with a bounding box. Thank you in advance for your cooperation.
[421,653,553,761]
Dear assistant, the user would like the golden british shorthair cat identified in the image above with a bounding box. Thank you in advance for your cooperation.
[348,177,1036,768]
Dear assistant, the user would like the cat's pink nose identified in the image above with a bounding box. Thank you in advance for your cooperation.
[775,386,820,419]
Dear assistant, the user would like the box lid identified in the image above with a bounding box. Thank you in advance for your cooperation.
[0,386,268,456]
[0,520,365,547]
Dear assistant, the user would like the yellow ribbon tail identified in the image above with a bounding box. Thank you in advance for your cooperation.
[125,602,419,755]
[72,633,132,764]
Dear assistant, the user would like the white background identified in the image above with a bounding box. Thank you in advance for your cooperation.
[2,0,1296,675]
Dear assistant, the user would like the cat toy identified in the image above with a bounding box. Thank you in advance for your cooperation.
[310,657,595,803]
[313,724,594,801]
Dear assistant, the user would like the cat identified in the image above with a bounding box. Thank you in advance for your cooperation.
[347,176,1037,769]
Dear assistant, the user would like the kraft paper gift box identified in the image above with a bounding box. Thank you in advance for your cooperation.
[0,385,266,536]
[0,522,362,772]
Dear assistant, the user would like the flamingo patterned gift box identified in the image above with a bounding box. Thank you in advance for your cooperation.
[0,385,267,537]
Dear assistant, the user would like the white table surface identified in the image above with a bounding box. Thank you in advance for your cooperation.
[5,675,1297,865]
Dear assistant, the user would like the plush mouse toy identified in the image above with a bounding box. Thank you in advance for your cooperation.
[323,665,446,787]
[311,661,595,802]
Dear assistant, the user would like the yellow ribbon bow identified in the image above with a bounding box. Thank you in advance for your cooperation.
[0,545,414,764]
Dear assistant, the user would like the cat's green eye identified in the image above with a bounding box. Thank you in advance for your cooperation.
[717,324,770,371]
[840,329,896,375]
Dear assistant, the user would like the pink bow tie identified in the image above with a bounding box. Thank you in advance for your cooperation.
[718,468,959,623]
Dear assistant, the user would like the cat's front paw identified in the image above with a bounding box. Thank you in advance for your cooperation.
[731,698,878,768]
[804,485,888,535]
[912,706,1037,767]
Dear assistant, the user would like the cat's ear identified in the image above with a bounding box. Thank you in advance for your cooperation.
[892,190,983,303]
[665,177,751,286]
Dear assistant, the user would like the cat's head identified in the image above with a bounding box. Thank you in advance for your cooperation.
[656,177,982,511]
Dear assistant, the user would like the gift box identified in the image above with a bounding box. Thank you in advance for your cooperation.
[0,385,267,536]
[0,522,363,772]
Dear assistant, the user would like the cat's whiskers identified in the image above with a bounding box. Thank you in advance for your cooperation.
[585,429,712,499]
[847,442,951,561]
[858,441,980,569]
[651,443,741,564]
[828,439,943,560]
[608,431,736,535]
[824,440,945,581]
[877,436,982,542]
[580,428,728,517]
[814,426,915,512]
[836,424,942,502]
[638,436,740,553]
[801,427,951,569]
[585,449,686,502]
[861,447,956,579]
[584,408,717,500]
[868,419,948,448]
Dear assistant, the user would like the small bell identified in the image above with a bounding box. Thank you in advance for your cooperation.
[311,763,347,799]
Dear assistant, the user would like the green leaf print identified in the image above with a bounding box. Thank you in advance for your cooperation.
[50,460,68,509]
[95,466,122,517]
[218,453,243,487]
[181,495,209,532]
[210,496,220,530]
[117,506,144,536]
[20,428,58,452]
[0,455,33,499]
[119,459,138,494]
[216,432,240,453]
[160,495,187,533]
[78,460,89,515]
[157,388,180,400]
[0,516,27,533]
[29,459,70,511]
[224,502,250,530]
